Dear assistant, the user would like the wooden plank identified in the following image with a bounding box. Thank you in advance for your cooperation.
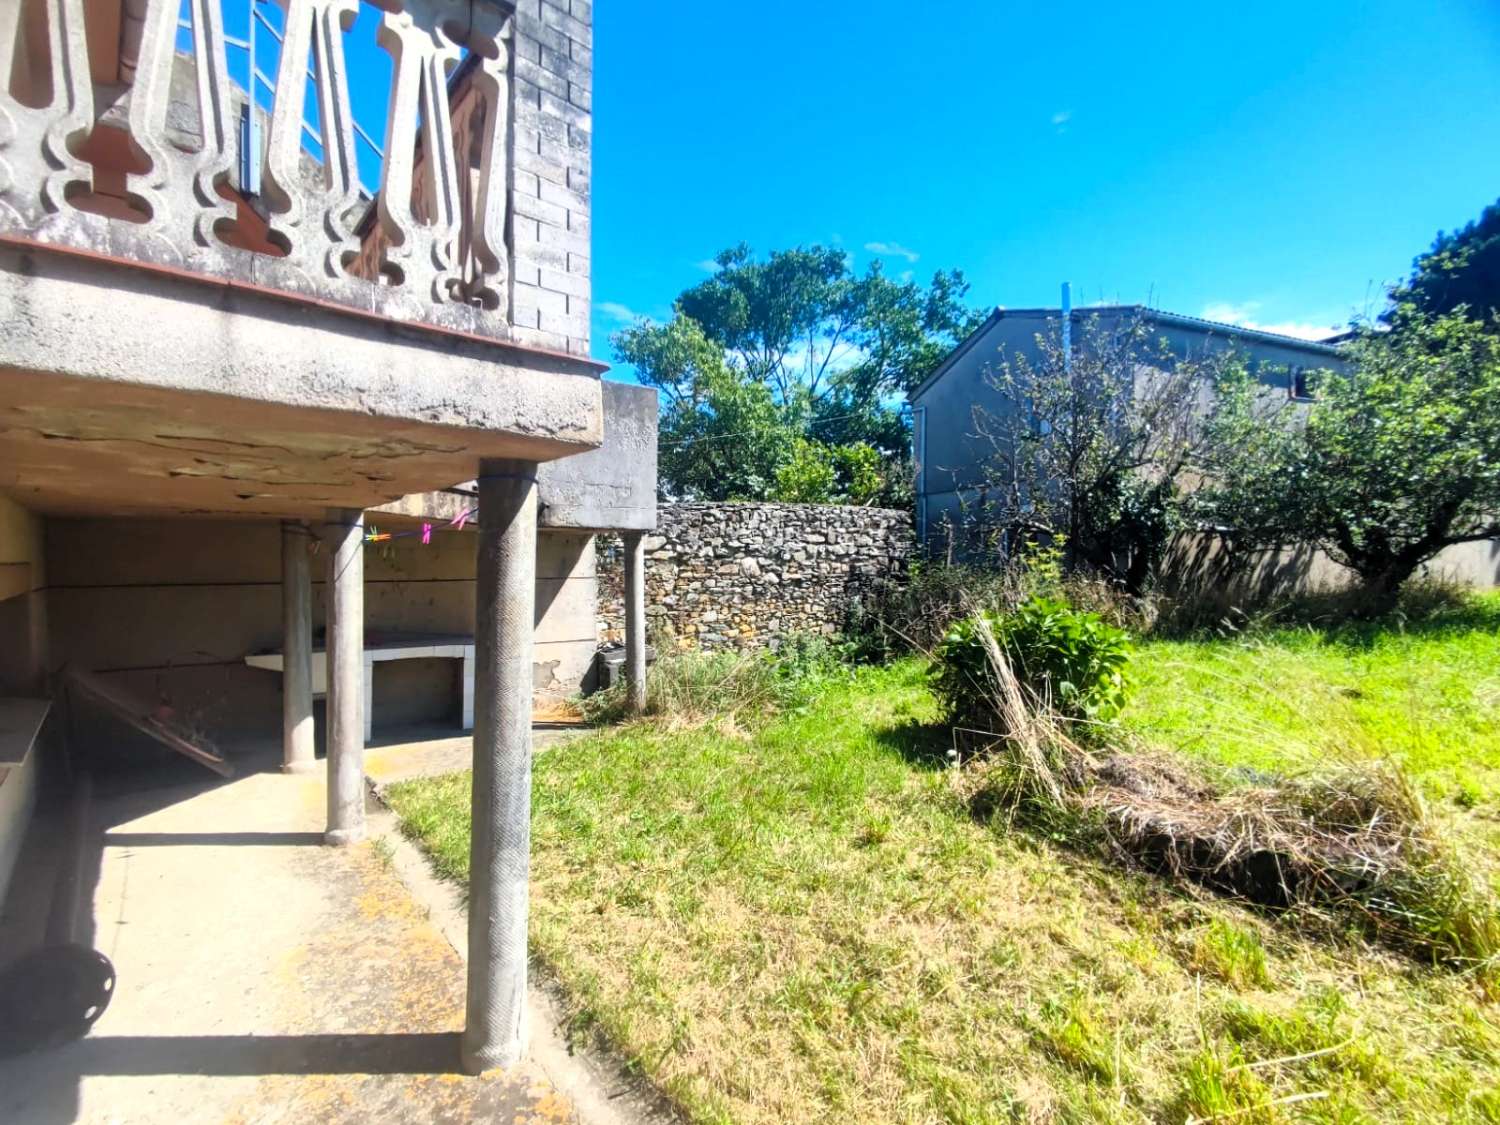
[64,668,233,778]
[0,697,50,767]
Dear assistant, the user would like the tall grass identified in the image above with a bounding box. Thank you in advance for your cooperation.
[580,634,852,728]
[949,605,1500,982]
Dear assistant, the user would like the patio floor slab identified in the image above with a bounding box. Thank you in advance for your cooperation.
[0,762,578,1124]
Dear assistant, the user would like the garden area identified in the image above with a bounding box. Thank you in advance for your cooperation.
[388,583,1500,1124]
[389,217,1500,1122]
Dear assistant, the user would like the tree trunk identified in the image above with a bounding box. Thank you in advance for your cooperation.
[1356,559,1422,617]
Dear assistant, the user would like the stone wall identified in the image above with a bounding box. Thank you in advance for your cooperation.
[598,503,912,649]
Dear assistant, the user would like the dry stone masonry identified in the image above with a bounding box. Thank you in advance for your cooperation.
[599,503,912,649]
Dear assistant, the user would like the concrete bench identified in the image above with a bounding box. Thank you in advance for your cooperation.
[0,697,50,770]
[246,633,474,743]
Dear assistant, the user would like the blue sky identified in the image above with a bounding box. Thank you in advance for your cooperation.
[588,0,1500,371]
[212,0,1500,372]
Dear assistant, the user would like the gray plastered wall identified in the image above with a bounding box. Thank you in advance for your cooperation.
[509,0,595,357]
[40,517,598,761]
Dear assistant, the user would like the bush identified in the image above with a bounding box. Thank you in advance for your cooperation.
[933,596,1134,733]
[847,554,1148,664]
[846,564,1020,661]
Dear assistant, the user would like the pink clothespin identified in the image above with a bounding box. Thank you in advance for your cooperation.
[451,508,473,530]
[421,522,432,545]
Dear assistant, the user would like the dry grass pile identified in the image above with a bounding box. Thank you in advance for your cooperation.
[956,613,1500,982]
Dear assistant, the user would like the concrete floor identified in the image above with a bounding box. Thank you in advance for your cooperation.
[0,757,580,1124]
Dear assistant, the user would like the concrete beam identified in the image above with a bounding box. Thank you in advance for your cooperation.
[0,246,603,520]
[623,531,647,714]
[463,459,538,1073]
[535,381,659,532]
[323,509,365,846]
[281,522,316,775]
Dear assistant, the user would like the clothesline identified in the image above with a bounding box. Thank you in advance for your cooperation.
[362,506,475,546]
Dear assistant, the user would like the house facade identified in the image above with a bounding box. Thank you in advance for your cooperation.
[909,304,1500,588]
[0,0,650,1073]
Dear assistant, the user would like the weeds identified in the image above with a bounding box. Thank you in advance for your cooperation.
[1035,993,1128,1085]
[1175,1042,1277,1124]
[1191,921,1272,990]
[579,648,789,727]
[580,632,856,728]
[950,604,1500,982]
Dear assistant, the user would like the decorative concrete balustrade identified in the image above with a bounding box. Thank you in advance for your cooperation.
[0,0,524,339]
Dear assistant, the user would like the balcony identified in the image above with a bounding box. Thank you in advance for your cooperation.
[0,0,601,520]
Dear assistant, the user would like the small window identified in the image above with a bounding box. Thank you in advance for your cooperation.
[1289,366,1312,400]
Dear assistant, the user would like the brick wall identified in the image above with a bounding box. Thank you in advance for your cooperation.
[510,0,593,357]
[598,503,913,649]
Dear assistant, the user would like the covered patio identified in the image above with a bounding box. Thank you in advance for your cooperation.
[0,748,629,1124]
[0,0,655,1092]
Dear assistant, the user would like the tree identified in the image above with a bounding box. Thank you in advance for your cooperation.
[968,314,1237,593]
[1387,196,1500,327]
[770,439,886,505]
[1203,310,1500,603]
[614,244,986,502]
[615,316,795,501]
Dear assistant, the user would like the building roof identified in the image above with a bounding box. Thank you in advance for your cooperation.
[909,304,1346,402]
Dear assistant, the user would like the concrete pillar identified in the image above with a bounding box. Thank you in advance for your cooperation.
[323,508,365,846]
[462,459,538,1074]
[281,522,317,774]
[623,531,647,714]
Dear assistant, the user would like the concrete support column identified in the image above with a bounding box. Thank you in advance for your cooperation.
[281,522,316,774]
[462,459,538,1074]
[623,531,647,714]
[323,508,365,846]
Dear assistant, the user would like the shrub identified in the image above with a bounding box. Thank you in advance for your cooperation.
[846,564,1022,661]
[933,596,1134,734]
[847,554,1147,663]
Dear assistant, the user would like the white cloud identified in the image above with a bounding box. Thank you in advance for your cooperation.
[597,301,641,323]
[1200,301,1342,342]
[1051,110,1072,127]
[899,269,914,284]
[864,240,920,263]
[693,258,720,273]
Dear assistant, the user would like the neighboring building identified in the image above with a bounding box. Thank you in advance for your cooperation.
[909,304,1500,588]
[0,0,651,1072]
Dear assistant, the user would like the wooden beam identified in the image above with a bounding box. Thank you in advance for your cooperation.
[64,668,233,778]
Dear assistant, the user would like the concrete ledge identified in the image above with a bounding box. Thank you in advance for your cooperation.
[384,381,661,533]
[0,247,604,519]
[537,382,660,532]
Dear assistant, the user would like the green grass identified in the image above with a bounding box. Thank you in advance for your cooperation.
[1124,593,1500,810]
[389,654,1500,1124]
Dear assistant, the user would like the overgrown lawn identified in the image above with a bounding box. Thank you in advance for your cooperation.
[390,652,1500,1123]
[1125,594,1500,812]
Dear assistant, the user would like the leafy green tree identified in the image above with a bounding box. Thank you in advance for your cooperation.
[615,317,795,501]
[1202,311,1500,603]
[772,438,838,503]
[832,442,885,505]
[969,314,1237,593]
[614,244,985,502]
[770,439,888,505]
[1388,197,1500,326]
